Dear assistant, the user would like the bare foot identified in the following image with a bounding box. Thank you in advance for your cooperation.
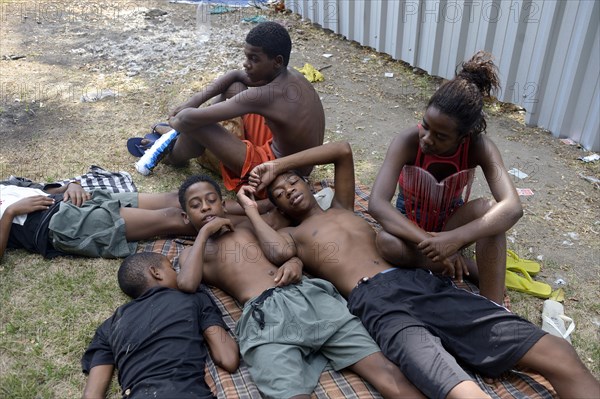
[153,123,172,135]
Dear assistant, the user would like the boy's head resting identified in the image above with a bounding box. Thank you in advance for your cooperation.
[245,21,292,67]
[178,174,226,230]
[266,171,314,218]
[178,174,222,211]
[427,50,499,138]
[118,252,177,299]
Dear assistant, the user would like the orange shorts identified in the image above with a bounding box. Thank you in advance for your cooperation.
[220,113,275,193]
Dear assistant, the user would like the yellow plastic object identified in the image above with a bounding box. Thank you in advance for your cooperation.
[506,249,541,276]
[505,265,551,299]
[550,288,565,302]
[294,63,325,83]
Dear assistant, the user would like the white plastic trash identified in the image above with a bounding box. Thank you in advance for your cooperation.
[541,299,575,343]
[196,1,211,43]
[314,187,334,210]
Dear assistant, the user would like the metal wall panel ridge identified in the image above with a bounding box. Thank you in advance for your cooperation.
[287,0,599,151]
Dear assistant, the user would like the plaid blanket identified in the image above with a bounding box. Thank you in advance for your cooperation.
[56,165,138,193]
[138,181,557,399]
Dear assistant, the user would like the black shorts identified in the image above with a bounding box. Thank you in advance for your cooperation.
[347,268,546,399]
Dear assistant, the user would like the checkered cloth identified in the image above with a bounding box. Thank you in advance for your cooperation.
[2,166,137,194]
[56,165,137,193]
[138,181,557,399]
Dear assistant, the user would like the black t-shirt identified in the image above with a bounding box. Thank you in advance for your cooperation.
[81,286,226,399]
[7,193,66,258]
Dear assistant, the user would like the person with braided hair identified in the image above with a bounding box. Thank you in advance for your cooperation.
[369,51,517,304]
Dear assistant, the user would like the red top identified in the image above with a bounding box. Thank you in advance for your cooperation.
[397,127,475,231]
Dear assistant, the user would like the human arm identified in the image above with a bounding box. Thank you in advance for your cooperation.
[369,129,432,245]
[0,195,55,262]
[417,136,523,260]
[169,70,252,117]
[223,198,275,215]
[236,187,302,285]
[237,186,297,264]
[203,325,239,373]
[169,82,271,132]
[82,364,114,399]
[177,217,234,293]
[273,256,303,287]
[249,141,356,210]
[45,181,90,207]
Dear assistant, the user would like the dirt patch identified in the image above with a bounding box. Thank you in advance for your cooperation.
[1,0,598,383]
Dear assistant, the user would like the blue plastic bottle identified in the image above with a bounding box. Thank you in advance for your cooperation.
[135,130,179,175]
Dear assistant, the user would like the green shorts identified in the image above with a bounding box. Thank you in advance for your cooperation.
[48,190,138,258]
[235,277,380,399]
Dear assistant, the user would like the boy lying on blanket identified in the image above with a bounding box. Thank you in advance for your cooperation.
[239,141,600,399]
[0,178,196,261]
[82,252,239,399]
[0,175,275,262]
[175,174,423,399]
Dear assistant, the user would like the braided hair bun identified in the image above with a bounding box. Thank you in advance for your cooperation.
[427,51,500,137]
[458,51,500,97]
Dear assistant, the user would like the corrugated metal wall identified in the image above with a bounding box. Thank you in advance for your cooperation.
[288,0,599,151]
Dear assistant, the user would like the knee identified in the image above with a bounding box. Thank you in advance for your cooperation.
[376,231,413,266]
[524,335,587,376]
[473,197,496,217]
[546,338,588,373]
[376,231,398,259]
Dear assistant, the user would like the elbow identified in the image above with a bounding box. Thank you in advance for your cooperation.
[339,141,352,155]
[176,277,197,294]
[368,198,384,220]
[220,352,240,373]
[271,252,292,266]
[335,141,353,163]
[495,200,523,228]
[511,204,524,224]
[214,346,240,373]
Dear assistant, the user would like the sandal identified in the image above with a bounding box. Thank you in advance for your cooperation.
[506,249,541,276]
[127,123,170,157]
[542,299,575,343]
[505,264,552,299]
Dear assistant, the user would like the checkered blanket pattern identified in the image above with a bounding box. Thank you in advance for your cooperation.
[57,165,138,193]
[138,181,556,399]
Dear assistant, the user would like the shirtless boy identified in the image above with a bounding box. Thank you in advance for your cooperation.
[164,22,324,192]
[175,174,422,399]
[244,142,600,399]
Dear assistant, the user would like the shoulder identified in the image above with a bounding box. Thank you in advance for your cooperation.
[469,134,502,165]
[383,126,420,165]
[396,125,420,143]
[274,68,314,93]
[389,126,419,153]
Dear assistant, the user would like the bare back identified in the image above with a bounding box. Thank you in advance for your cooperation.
[288,208,393,297]
[194,227,282,304]
[261,68,325,175]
